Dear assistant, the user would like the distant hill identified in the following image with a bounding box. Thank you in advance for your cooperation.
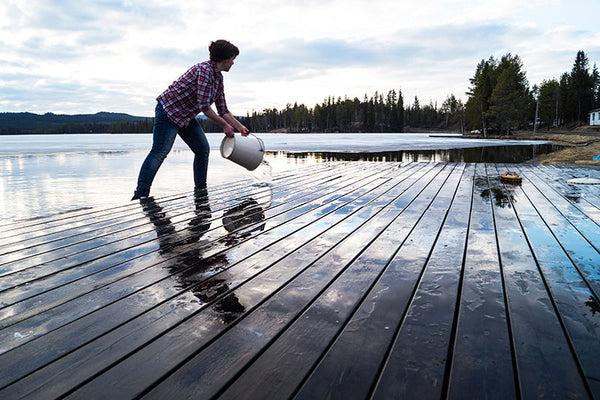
[0,111,153,134]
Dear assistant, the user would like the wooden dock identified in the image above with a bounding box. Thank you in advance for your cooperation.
[0,161,599,399]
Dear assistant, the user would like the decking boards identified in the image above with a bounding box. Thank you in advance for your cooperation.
[0,161,599,399]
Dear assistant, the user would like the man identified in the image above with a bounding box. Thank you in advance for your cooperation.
[133,39,249,200]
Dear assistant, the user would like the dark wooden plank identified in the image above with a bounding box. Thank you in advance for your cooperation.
[0,163,399,353]
[544,164,600,209]
[508,164,600,300]
[516,164,600,251]
[488,163,590,398]
[61,163,439,399]
[0,162,414,398]
[444,163,517,399]
[0,163,365,297]
[0,162,598,400]
[0,162,340,253]
[0,163,392,373]
[0,202,143,239]
[215,164,462,399]
[536,164,600,213]
[369,165,471,398]
[0,162,329,240]
[294,163,472,400]
[0,162,359,286]
[0,163,359,272]
[503,165,600,397]
[134,163,450,399]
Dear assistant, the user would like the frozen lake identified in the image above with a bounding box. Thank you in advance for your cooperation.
[0,133,551,223]
[0,132,543,154]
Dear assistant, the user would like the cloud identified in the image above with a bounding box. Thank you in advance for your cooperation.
[142,47,204,68]
[237,23,508,82]
[230,22,517,109]
[0,0,598,116]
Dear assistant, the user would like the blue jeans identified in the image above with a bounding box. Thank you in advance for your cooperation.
[134,103,210,197]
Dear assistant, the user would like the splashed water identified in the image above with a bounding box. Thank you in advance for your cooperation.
[251,159,273,186]
[249,159,273,209]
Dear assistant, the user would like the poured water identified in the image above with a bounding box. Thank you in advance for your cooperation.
[250,160,273,186]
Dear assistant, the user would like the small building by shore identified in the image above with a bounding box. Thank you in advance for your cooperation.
[590,108,600,126]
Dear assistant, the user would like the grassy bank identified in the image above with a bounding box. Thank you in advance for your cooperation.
[472,127,600,166]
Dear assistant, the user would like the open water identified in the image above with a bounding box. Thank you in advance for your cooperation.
[0,133,555,223]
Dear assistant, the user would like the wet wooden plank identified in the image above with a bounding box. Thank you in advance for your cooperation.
[0,161,599,399]
[189,164,460,400]
[514,164,600,250]
[527,164,600,217]
[507,164,600,300]
[230,163,467,400]
[0,163,396,354]
[0,162,414,398]
[0,163,360,274]
[488,163,590,399]
[444,163,517,399]
[361,163,473,399]
[63,163,434,399]
[0,163,371,309]
[499,164,600,398]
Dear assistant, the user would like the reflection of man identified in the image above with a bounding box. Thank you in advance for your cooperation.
[140,190,212,253]
[222,198,266,236]
[140,192,246,323]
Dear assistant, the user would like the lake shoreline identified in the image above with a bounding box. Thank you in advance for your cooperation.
[468,128,600,166]
[2,130,599,166]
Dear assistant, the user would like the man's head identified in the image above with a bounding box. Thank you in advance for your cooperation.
[209,40,240,62]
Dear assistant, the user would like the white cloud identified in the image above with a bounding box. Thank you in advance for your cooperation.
[0,0,598,116]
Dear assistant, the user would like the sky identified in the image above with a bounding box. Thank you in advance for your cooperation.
[1,0,599,117]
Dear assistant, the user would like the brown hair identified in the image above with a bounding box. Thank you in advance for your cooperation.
[209,40,240,62]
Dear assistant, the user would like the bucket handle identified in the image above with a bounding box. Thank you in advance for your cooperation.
[248,133,264,152]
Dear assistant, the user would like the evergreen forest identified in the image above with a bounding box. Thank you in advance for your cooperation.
[211,50,599,135]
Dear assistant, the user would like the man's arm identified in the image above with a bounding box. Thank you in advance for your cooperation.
[203,108,235,137]
[204,109,249,137]
[222,112,250,136]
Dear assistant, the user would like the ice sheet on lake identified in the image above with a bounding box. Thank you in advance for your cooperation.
[0,133,544,155]
[0,133,548,223]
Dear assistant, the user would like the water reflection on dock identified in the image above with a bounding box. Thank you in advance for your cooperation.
[1,161,599,399]
[270,142,563,163]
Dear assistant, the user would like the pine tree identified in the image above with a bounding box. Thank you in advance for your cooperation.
[538,79,561,128]
[566,50,596,123]
[486,54,529,135]
[397,89,404,132]
[465,57,497,136]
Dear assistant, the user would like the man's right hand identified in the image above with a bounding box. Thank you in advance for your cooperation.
[224,124,235,137]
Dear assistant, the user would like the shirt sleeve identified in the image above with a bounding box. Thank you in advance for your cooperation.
[196,64,230,116]
[197,65,213,114]
[214,79,229,116]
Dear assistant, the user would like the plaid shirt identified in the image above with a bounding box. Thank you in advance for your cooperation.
[157,61,229,128]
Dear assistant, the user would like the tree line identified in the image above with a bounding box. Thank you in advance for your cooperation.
[0,112,154,134]
[56,120,155,134]
[202,90,466,134]
[465,50,599,135]
[226,50,598,135]
[0,120,154,134]
[536,51,599,129]
[199,91,407,133]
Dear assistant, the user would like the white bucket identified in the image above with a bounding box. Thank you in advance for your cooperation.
[220,134,265,171]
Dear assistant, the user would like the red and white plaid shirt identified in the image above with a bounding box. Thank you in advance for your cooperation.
[157,61,229,128]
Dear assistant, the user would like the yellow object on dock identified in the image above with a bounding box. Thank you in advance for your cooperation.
[500,171,522,184]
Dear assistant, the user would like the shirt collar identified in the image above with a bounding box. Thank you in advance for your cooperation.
[207,60,222,79]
